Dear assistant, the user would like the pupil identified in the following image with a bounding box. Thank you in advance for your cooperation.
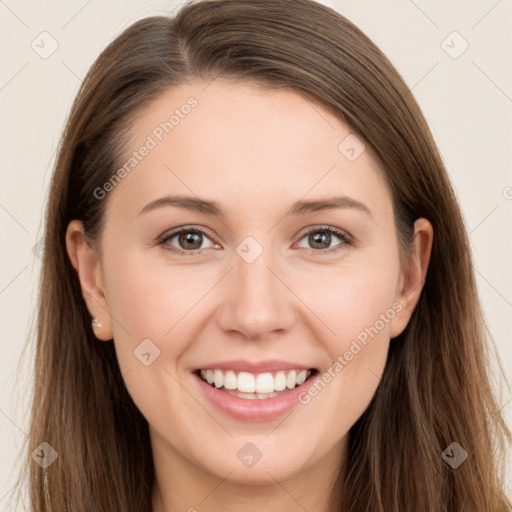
[179,231,202,250]
[310,231,330,249]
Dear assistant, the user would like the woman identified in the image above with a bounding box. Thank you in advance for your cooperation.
[15,0,511,510]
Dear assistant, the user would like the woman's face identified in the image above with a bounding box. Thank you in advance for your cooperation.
[67,79,431,505]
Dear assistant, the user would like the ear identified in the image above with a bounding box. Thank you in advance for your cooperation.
[65,220,113,341]
[389,218,434,339]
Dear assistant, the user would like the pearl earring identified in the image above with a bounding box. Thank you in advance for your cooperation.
[91,317,102,329]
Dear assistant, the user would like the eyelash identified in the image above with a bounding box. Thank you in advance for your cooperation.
[157,225,352,257]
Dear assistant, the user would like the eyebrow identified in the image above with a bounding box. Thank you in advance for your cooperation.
[138,194,372,218]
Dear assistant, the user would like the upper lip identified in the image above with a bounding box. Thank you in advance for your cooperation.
[194,359,317,374]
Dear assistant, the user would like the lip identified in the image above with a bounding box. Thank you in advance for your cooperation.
[193,369,319,422]
[194,359,316,373]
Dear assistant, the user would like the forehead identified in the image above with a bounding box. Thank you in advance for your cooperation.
[107,79,391,221]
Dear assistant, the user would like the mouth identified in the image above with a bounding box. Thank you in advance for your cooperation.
[193,367,319,400]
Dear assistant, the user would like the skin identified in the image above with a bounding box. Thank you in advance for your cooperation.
[66,79,433,512]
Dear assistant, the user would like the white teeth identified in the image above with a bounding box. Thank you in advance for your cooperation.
[237,372,256,393]
[226,390,280,400]
[274,371,287,391]
[213,369,224,389]
[296,369,308,385]
[223,370,237,390]
[256,373,274,394]
[286,370,297,389]
[199,368,313,395]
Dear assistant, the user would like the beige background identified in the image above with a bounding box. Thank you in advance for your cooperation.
[0,0,511,507]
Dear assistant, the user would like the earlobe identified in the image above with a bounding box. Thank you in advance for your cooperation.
[65,220,113,341]
[389,218,434,338]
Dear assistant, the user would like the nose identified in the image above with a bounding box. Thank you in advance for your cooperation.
[216,246,296,341]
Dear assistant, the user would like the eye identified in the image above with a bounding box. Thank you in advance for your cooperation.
[158,226,217,256]
[295,226,352,255]
[158,224,352,257]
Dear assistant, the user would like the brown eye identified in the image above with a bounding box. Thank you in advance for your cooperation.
[160,227,216,255]
[308,230,333,250]
[177,231,203,250]
[296,226,351,254]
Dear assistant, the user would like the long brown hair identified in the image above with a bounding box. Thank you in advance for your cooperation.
[13,0,511,510]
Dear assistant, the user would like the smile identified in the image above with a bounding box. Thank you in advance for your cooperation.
[197,368,314,398]
[193,368,319,422]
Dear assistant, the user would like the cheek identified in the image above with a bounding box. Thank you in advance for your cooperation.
[102,252,205,429]
[103,248,217,341]
[294,258,399,347]
[102,249,227,421]
[292,260,397,419]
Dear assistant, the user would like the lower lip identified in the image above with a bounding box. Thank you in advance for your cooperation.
[193,370,318,422]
